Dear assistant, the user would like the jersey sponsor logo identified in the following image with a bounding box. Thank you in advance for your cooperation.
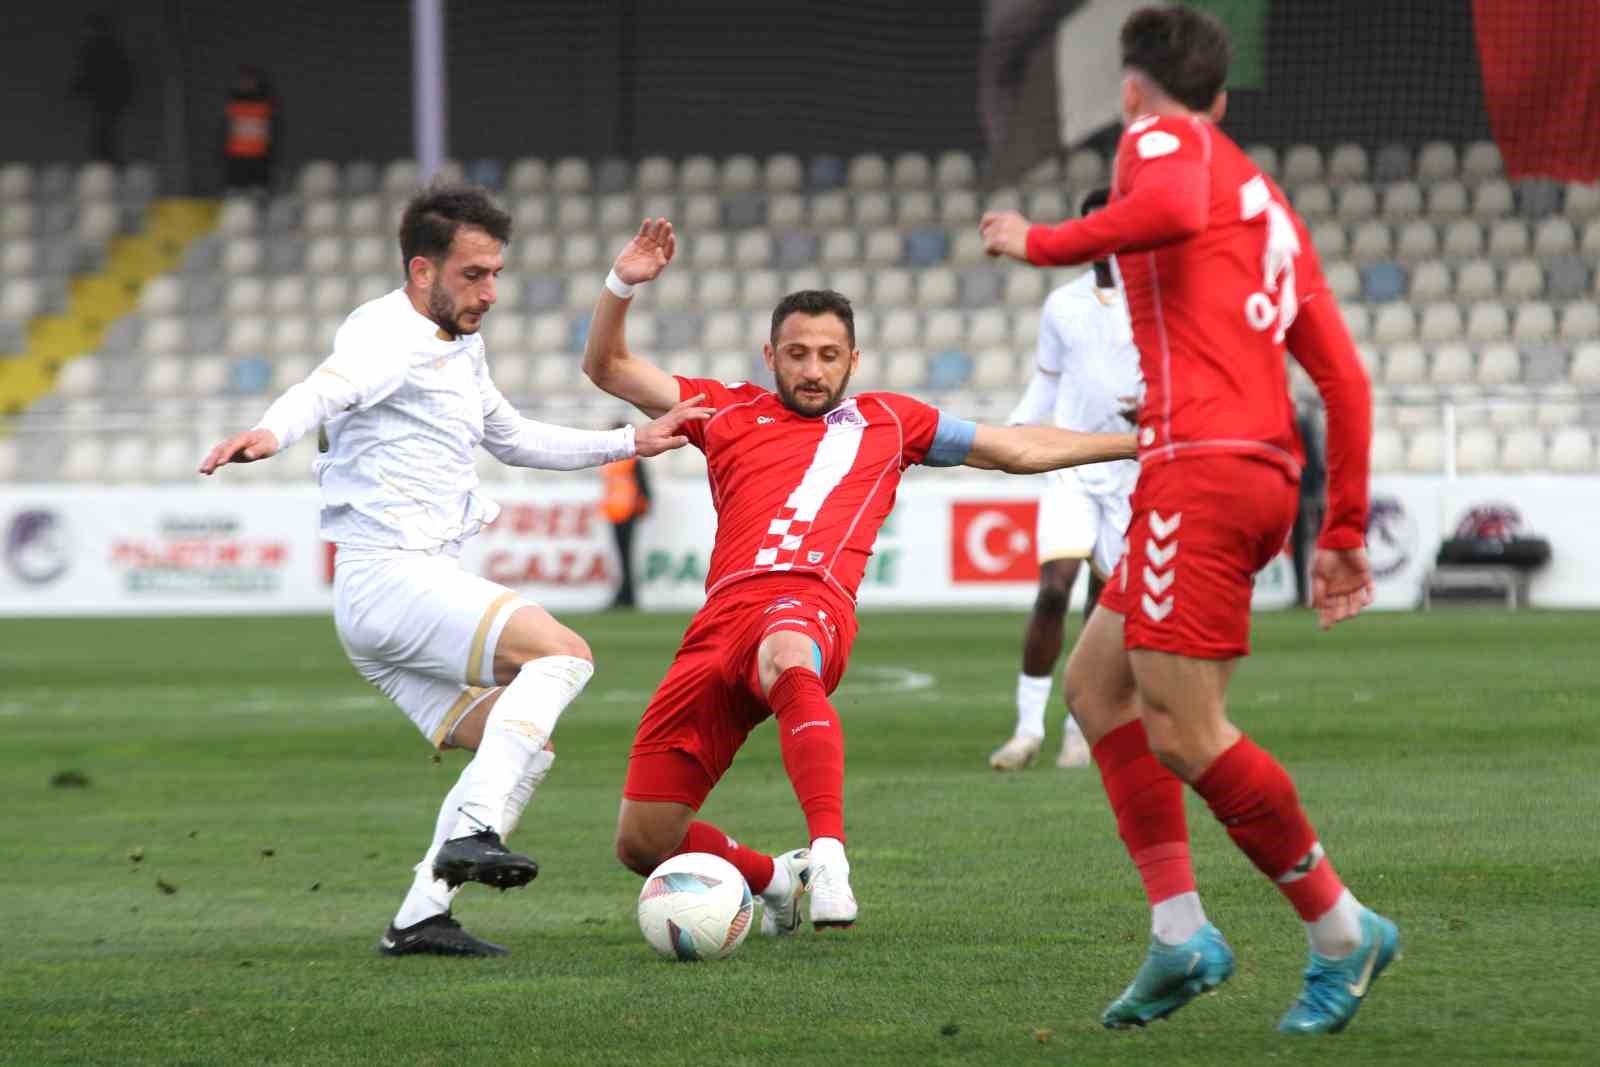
[806,550,824,564]
[950,501,1039,583]
[1136,130,1180,160]
[763,596,803,614]
[824,404,865,428]
[757,416,775,424]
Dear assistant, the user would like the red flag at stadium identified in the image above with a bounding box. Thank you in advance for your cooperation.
[1473,0,1600,181]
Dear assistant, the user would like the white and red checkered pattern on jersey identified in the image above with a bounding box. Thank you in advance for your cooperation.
[674,377,942,603]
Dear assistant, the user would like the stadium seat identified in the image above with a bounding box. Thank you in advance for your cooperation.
[863,229,901,266]
[1476,343,1521,385]
[1407,260,1450,301]
[506,158,548,195]
[816,229,857,268]
[0,161,30,199]
[921,310,962,349]
[1021,156,1060,189]
[1341,303,1371,340]
[141,315,185,356]
[1381,181,1422,220]
[892,153,932,190]
[807,155,845,192]
[217,197,259,237]
[230,356,273,395]
[1534,218,1577,257]
[1349,222,1391,263]
[1452,259,1495,300]
[1245,144,1279,178]
[1328,143,1368,182]
[381,159,421,196]
[877,309,918,349]
[55,356,100,399]
[1361,262,1407,302]
[847,154,889,191]
[1004,269,1047,307]
[773,233,816,270]
[1372,144,1412,183]
[721,155,759,193]
[854,191,893,228]
[1500,258,1544,300]
[1486,220,1529,259]
[734,231,774,268]
[221,237,261,274]
[1562,301,1600,341]
[1293,183,1332,219]
[1282,144,1322,186]
[0,278,40,321]
[1066,149,1105,187]
[881,350,923,388]
[1454,427,1498,472]
[1416,142,1458,182]
[1466,302,1510,342]
[1026,189,1069,223]
[551,158,590,194]
[1549,426,1596,471]
[898,190,936,227]
[1457,140,1501,182]
[1497,427,1546,471]
[916,267,958,309]
[932,151,975,190]
[224,276,267,316]
[1429,342,1473,384]
[1512,302,1556,343]
[958,268,1003,309]
[1012,307,1042,346]
[1424,180,1468,220]
[1373,304,1416,344]
[299,160,339,199]
[1370,426,1405,471]
[1405,428,1444,471]
[1516,179,1563,218]
[810,191,849,228]
[1310,220,1347,259]
[1535,385,1581,427]
[1419,304,1464,345]
[1335,183,1376,221]
[758,154,802,194]
[1383,342,1426,384]
[694,269,735,310]
[1472,179,1512,219]
[936,190,979,228]
[866,267,908,307]
[1442,220,1484,260]
[926,348,972,390]
[1544,254,1589,300]
[1570,341,1600,386]
[967,309,1010,349]
[1355,343,1381,379]
[971,347,1016,389]
[1395,221,1438,263]
[904,227,948,267]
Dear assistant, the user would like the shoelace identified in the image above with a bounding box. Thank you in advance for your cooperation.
[1292,965,1347,1016]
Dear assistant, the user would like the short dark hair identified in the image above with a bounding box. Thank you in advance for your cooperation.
[398,183,512,275]
[1120,5,1230,113]
[1081,187,1111,215]
[770,290,856,348]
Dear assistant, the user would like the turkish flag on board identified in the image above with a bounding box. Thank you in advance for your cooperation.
[950,501,1040,583]
[1473,0,1600,181]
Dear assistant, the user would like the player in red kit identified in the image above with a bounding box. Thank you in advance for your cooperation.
[981,5,1396,1036]
[584,219,1137,933]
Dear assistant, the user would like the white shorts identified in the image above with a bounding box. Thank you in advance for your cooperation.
[333,550,528,748]
[1036,468,1133,578]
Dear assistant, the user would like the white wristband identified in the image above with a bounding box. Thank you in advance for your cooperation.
[619,424,637,458]
[604,269,636,300]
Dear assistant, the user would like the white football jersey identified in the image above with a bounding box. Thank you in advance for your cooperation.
[1010,271,1143,496]
[313,290,507,552]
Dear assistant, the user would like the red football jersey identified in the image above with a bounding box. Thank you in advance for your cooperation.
[675,377,941,603]
[1026,112,1372,548]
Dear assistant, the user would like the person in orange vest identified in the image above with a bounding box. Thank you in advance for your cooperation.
[224,65,277,193]
[599,425,652,608]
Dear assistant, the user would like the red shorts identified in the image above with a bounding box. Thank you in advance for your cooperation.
[623,574,857,808]
[1099,454,1298,660]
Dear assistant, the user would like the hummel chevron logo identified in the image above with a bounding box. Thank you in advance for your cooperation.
[1142,593,1173,621]
[1149,511,1182,540]
[1145,540,1178,568]
[1143,566,1173,595]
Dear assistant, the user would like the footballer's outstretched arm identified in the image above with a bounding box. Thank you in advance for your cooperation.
[961,423,1137,474]
[583,218,684,418]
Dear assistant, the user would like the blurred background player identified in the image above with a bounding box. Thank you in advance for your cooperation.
[981,5,1396,1036]
[198,185,708,957]
[598,422,651,609]
[990,186,1141,773]
[585,219,1137,933]
[222,64,278,195]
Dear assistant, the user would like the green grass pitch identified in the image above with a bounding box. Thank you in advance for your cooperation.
[3,608,1596,1065]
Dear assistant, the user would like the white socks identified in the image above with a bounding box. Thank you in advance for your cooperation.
[1307,888,1364,958]
[1014,673,1052,739]
[760,857,793,905]
[449,655,593,840]
[393,778,468,929]
[1152,891,1208,945]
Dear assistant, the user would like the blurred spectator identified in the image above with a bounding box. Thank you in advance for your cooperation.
[599,435,652,609]
[69,14,135,164]
[224,65,278,193]
[1291,403,1328,606]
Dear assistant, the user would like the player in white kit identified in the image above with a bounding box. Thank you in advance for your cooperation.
[199,185,709,956]
[990,189,1143,772]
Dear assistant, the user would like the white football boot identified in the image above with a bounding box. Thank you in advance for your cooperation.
[758,848,811,936]
[808,846,857,929]
[989,734,1043,771]
[1056,729,1092,769]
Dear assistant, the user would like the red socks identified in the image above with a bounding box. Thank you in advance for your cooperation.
[1193,735,1346,921]
[768,666,846,843]
[673,821,776,893]
[1091,720,1196,905]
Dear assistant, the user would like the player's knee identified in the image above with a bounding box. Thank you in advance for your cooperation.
[553,630,593,665]
[614,826,667,876]
[1034,581,1070,619]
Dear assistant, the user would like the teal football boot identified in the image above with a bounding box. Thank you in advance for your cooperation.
[1101,922,1236,1028]
[1277,908,1401,1035]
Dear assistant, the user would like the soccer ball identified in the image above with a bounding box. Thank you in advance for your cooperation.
[637,852,753,961]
